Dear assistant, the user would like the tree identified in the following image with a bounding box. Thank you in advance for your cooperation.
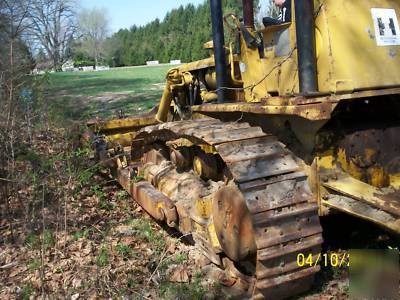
[28,0,77,71]
[0,0,36,241]
[77,7,109,68]
[102,0,259,66]
[0,0,33,122]
[103,35,123,67]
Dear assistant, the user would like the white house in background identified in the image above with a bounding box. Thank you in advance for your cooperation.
[170,60,181,65]
[62,59,74,72]
[95,65,110,71]
[146,60,159,66]
[81,66,95,71]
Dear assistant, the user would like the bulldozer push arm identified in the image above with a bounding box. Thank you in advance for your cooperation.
[87,0,400,298]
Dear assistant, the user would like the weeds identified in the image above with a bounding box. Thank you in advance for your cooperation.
[76,165,100,187]
[25,233,40,249]
[127,218,166,253]
[158,272,206,300]
[96,247,109,267]
[21,282,35,300]
[174,252,188,264]
[28,259,41,272]
[127,277,138,289]
[72,228,91,240]
[115,243,133,260]
[116,190,128,201]
[42,230,55,251]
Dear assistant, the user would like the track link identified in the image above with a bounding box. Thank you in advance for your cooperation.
[132,118,323,299]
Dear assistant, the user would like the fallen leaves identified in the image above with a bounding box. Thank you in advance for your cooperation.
[71,293,79,300]
[169,265,190,283]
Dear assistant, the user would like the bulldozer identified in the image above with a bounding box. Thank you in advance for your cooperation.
[86,0,400,298]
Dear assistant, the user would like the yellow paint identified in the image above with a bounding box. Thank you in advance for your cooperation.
[193,157,203,177]
[178,57,215,73]
[208,223,221,250]
[195,198,212,219]
[390,174,400,189]
[192,102,335,121]
[157,202,165,210]
[322,199,400,233]
[317,153,335,170]
[88,115,156,132]
[167,138,195,149]
[347,161,364,182]
[200,91,218,102]
[322,173,399,216]
[105,132,136,147]
[199,144,218,155]
[336,148,364,182]
[151,0,400,121]
[239,0,400,101]
[368,167,389,188]
[166,138,217,154]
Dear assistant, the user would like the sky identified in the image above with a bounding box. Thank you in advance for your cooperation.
[80,0,206,33]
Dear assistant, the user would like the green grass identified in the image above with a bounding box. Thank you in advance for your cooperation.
[96,247,110,267]
[46,65,172,120]
[115,243,133,260]
[158,272,207,300]
[28,259,41,272]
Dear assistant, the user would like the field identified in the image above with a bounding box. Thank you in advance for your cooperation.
[47,65,172,120]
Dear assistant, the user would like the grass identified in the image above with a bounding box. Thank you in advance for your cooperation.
[72,228,91,240]
[21,282,35,300]
[96,247,110,267]
[115,243,133,260]
[28,259,41,272]
[158,272,207,300]
[127,218,166,253]
[46,65,172,120]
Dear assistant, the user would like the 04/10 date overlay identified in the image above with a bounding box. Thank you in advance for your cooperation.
[297,252,350,268]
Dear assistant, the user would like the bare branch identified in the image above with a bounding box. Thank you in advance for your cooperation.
[27,0,77,71]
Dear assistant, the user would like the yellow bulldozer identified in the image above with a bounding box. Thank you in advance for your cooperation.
[87,0,400,298]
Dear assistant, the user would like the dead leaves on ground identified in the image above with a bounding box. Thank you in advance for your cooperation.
[0,128,214,299]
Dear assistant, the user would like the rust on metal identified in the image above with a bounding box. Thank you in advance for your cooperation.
[117,167,178,227]
[87,110,158,133]
[192,87,400,121]
[213,185,257,261]
[132,119,323,299]
[192,101,336,120]
[337,125,400,188]
[322,194,400,233]
[323,173,400,217]
[95,118,324,299]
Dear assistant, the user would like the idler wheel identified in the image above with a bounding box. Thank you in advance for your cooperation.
[213,186,256,262]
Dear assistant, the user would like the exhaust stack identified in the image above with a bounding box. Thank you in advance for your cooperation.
[242,0,255,28]
[294,0,318,94]
[210,0,229,103]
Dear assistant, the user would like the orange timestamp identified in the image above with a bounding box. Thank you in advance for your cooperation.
[297,252,350,268]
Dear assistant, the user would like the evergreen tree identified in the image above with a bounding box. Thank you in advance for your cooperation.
[105,0,259,66]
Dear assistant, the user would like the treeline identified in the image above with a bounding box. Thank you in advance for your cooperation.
[105,0,258,66]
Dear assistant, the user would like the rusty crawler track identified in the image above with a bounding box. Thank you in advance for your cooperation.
[129,118,323,299]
